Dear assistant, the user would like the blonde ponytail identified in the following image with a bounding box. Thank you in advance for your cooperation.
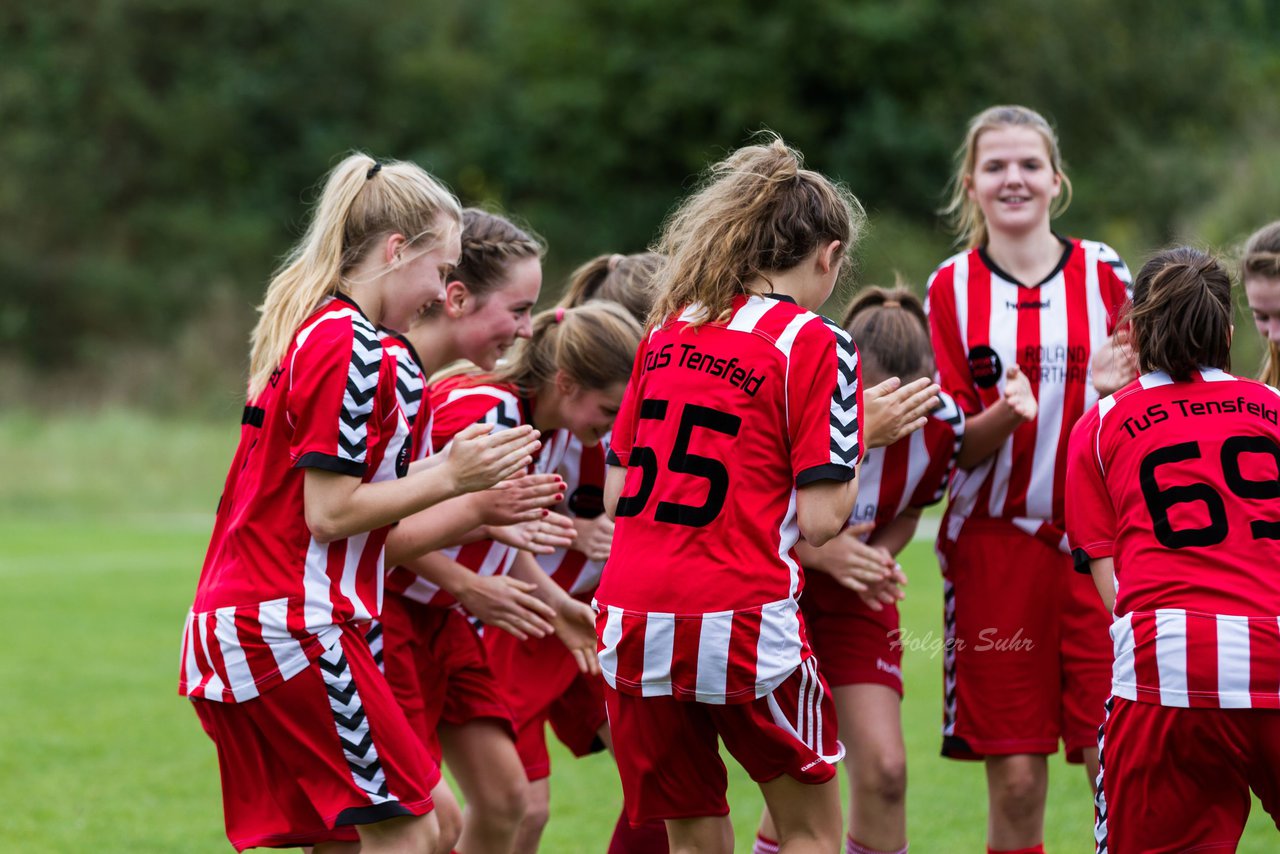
[557,252,664,324]
[247,153,461,398]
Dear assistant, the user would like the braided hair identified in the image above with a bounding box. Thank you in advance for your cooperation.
[447,208,545,305]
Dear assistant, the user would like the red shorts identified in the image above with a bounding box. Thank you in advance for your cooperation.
[802,570,903,695]
[605,657,842,823]
[486,628,608,780]
[192,625,437,852]
[940,519,1111,762]
[379,595,516,762]
[1098,696,1280,853]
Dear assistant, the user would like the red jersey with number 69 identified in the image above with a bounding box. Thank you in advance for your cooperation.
[1066,368,1280,709]
[596,293,862,704]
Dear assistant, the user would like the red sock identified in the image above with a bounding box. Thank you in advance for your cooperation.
[987,846,1045,854]
[607,810,669,854]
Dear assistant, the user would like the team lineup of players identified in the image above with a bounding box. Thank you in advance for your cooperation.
[180,104,1280,854]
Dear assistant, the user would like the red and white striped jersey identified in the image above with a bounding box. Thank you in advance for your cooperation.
[804,392,964,607]
[1066,368,1280,708]
[180,296,401,703]
[926,237,1130,551]
[596,294,863,704]
[385,375,572,607]
[536,433,610,598]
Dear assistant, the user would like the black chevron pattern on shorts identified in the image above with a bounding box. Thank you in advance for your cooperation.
[318,641,392,803]
[823,320,860,466]
[337,317,382,465]
[942,580,959,736]
[1094,696,1113,854]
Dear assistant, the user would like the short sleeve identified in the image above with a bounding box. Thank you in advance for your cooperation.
[789,319,861,487]
[926,265,982,415]
[1095,242,1133,333]
[288,316,382,477]
[1064,406,1118,572]
[606,335,649,468]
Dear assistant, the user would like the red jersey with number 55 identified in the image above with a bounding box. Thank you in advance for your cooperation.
[1066,369,1280,709]
[596,294,862,704]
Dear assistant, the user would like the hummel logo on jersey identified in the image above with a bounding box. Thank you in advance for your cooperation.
[1006,299,1051,310]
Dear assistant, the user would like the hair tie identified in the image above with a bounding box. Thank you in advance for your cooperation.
[555,307,566,323]
[607,253,625,272]
[366,161,382,180]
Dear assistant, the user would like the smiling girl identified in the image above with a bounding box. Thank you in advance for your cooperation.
[925,106,1132,854]
[1243,220,1280,388]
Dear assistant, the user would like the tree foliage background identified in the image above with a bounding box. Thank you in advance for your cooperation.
[2,0,1278,413]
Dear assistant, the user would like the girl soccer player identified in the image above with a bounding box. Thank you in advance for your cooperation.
[485,250,671,853]
[598,136,875,854]
[925,105,1132,854]
[382,300,643,854]
[1242,220,1280,388]
[179,154,541,853]
[755,286,976,854]
[1066,247,1280,852]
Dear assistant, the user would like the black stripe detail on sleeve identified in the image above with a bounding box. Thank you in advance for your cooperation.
[241,405,265,427]
[294,452,366,477]
[606,448,623,466]
[1072,547,1094,575]
[796,462,856,487]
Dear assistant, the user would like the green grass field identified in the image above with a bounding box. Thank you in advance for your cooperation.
[1,411,1275,852]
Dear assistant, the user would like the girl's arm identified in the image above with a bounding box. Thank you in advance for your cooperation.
[305,422,538,543]
[397,550,557,641]
[604,464,625,520]
[1089,556,1116,613]
[866,506,922,557]
[955,366,1037,469]
[796,470,860,547]
[508,551,600,676]
[383,473,564,565]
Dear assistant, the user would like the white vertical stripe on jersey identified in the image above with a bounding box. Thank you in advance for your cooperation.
[1109,612,1138,701]
[598,605,624,689]
[303,537,336,630]
[182,612,201,695]
[986,274,1020,516]
[214,607,259,702]
[259,597,310,679]
[1154,609,1190,707]
[903,429,931,513]
[1027,273,1069,519]
[641,613,676,697]
[1217,614,1253,708]
[727,297,771,333]
[777,488,801,600]
[951,252,970,337]
[756,599,803,698]
[339,532,368,620]
[1083,242,1110,413]
[849,449,883,529]
[193,618,228,700]
[695,610,734,702]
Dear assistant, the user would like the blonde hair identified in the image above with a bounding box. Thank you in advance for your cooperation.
[557,252,664,323]
[1243,220,1280,388]
[648,135,865,329]
[496,302,643,396]
[247,153,461,398]
[943,105,1073,248]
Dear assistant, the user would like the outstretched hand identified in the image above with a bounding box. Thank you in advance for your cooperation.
[862,376,942,449]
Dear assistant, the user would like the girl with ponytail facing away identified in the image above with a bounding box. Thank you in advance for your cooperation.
[1066,247,1280,852]
[181,155,540,854]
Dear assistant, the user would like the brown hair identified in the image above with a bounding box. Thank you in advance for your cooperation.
[1243,220,1280,387]
[437,207,544,310]
[495,301,643,396]
[557,252,664,323]
[247,153,461,397]
[1127,247,1232,381]
[648,135,865,328]
[943,105,1073,248]
[841,285,934,384]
